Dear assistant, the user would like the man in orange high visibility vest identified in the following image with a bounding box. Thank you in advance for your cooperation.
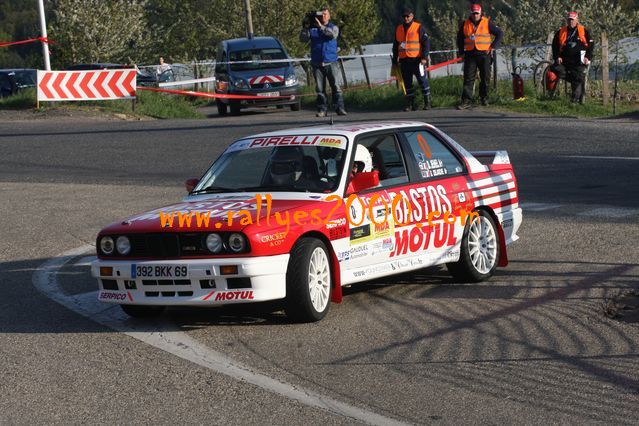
[550,11,594,103]
[456,3,503,110]
[392,7,431,111]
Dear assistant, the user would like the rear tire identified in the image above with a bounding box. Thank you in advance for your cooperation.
[447,210,500,282]
[284,238,332,322]
[121,305,165,318]
[217,100,227,116]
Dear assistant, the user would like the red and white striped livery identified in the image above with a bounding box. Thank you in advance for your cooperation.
[91,121,522,322]
[37,69,136,101]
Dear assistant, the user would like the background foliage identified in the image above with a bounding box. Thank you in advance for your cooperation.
[0,0,637,68]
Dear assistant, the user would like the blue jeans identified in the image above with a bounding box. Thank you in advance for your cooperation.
[312,62,345,112]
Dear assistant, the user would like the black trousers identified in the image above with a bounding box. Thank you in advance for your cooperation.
[400,60,430,99]
[462,52,491,101]
[549,63,587,100]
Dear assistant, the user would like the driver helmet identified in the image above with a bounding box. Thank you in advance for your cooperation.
[353,144,373,173]
[269,147,304,185]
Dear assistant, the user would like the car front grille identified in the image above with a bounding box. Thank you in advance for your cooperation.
[126,233,209,258]
[251,82,284,89]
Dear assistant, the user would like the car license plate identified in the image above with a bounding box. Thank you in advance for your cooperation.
[131,264,189,279]
[257,91,279,97]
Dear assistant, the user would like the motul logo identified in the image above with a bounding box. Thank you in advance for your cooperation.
[215,291,254,301]
[37,69,136,101]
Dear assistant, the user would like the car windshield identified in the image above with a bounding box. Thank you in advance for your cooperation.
[193,136,348,194]
[229,48,289,71]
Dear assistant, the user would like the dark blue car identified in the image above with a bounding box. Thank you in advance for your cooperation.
[215,37,301,115]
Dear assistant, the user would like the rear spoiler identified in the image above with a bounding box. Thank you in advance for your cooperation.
[470,150,511,166]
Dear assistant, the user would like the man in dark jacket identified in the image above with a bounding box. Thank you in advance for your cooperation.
[300,6,346,117]
[456,3,503,109]
[392,7,431,111]
[549,11,594,103]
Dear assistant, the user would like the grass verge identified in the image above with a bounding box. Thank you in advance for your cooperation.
[302,76,639,118]
[0,88,203,119]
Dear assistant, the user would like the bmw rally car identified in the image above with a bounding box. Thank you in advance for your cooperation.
[92,121,522,322]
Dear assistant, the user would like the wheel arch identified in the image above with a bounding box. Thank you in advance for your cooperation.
[474,206,509,267]
[296,231,343,303]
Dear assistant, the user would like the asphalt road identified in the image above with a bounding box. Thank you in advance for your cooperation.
[1,107,638,424]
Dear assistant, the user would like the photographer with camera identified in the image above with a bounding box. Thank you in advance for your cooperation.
[300,6,347,117]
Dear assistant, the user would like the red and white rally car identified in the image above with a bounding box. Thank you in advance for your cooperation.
[92,121,522,321]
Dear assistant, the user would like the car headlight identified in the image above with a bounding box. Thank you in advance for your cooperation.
[285,74,298,87]
[228,233,246,253]
[206,233,223,253]
[116,236,131,255]
[100,236,114,255]
[233,79,249,90]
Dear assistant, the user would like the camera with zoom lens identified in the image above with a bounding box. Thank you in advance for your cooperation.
[303,11,323,29]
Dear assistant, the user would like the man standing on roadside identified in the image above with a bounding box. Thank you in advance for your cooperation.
[456,3,503,110]
[392,7,432,111]
[549,12,594,103]
[300,6,347,117]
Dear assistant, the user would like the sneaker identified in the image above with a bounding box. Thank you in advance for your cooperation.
[480,98,489,106]
[336,108,347,116]
[316,111,326,117]
[403,105,412,112]
[456,101,471,110]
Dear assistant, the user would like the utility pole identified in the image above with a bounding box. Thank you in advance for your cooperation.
[37,0,51,70]
[244,0,254,39]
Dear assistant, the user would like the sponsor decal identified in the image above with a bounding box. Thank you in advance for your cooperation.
[214,290,254,301]
[99,291,127,301]
[350,224,371,242]
[260,231,287,247]
[390,222,457,257]
[502,218,513,228]
[226,135,347,152]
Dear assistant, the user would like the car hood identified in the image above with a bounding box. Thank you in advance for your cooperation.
[99,195,323,234]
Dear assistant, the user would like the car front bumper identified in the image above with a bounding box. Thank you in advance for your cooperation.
[91,254,289,306]
[219,86,300,106]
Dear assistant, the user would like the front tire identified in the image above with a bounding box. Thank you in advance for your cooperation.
[447,210,500,282]
[121,305,165,318]
[229,102,241,115]
[290,101,301,111]
[285,238,332,322]
[216,100,228,116]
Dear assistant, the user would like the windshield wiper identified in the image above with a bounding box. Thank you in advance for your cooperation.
[235,185,307,192]
[190,186,237,194]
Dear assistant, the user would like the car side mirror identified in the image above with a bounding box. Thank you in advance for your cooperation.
[185,178,199,193]
[346,170,379,194]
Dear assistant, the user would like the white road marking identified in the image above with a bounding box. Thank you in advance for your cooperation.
[562,155,639,161]
[33,245,408,426]
[520,202,562,211]
[577,207,639,218]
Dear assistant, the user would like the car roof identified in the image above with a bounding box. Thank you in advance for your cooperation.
[243,121,432,140]
[224,37,283,51]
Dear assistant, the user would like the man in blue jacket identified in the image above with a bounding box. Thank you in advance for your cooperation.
[300,6,347,117]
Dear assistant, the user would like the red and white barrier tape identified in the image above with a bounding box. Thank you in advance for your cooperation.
[0,37,51,47]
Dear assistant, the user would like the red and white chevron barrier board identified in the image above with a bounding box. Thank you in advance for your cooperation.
[248,75,284,86]
[37,69,136,101]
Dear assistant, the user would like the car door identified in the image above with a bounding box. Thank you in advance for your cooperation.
[340,132,410,279]
[388,127,471,267]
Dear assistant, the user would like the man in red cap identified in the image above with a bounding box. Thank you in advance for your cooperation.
[549,11,594,103]
[456,3,503,110]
